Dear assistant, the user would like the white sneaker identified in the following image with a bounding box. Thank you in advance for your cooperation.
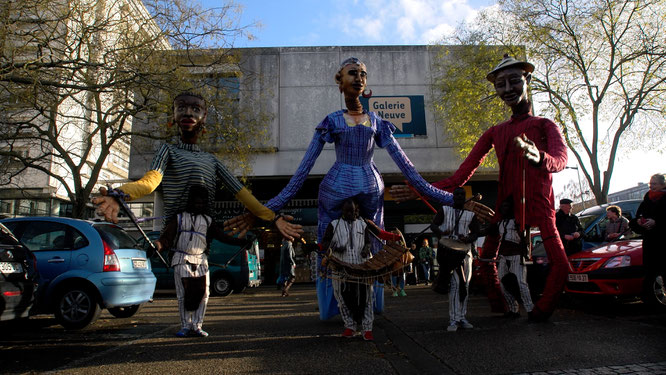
[447,322,458,332]
[459,319,474,329]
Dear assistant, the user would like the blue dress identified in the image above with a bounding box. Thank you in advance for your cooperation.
[266,110,453,319]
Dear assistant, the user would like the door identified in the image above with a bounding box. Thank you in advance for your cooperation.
[16,221,74,283]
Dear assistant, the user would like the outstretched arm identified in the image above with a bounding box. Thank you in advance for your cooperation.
[384,138,453,207]
[389,128,494,203]
[265,124,329,212]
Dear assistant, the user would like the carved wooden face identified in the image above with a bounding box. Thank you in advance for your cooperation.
[337,63,367,97]
[493,67,530,108]
[173,95,207,136]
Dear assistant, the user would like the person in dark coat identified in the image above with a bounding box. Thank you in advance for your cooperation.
[556,198,583,255]
[629,173,666,294]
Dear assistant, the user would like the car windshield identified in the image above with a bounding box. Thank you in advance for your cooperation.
[94,224,138,250]
[578,215,599,230]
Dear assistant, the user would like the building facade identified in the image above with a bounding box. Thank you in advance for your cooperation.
[128,45,501,239]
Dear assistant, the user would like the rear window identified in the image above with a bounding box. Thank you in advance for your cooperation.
[94,224,138,250]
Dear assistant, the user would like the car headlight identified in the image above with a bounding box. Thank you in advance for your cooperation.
[603,255,631,268]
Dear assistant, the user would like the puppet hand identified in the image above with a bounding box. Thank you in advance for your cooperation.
[91,187,121,223]
[514,134,541,165]
[223,213,255,239]
[389,185,418,202]
[463,200,495,222]
[275,215,303,241]
[154,240,163,253]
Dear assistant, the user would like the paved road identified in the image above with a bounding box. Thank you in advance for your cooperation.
[1,284,665,374]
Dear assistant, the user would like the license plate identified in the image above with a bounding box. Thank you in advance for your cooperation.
[132,259,147,269]
[0,261,23,274]
[568,273,588,282]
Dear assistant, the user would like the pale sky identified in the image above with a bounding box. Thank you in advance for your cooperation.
[206,0,664,199]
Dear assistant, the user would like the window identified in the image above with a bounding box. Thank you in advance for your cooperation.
[18,221,84,252]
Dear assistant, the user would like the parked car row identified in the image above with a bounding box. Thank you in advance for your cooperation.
[1,216,265,329]
[1,217,156,329]
[526,199,664,308]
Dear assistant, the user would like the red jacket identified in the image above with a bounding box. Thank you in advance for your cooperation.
[433,113,567,228]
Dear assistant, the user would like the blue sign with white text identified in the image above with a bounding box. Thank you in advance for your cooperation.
[360,95,427,137]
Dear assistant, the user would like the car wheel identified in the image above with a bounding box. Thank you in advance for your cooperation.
[54,285,101,330]
[211,274,233,296]
[642,273,666,308]
[108,305,141,318]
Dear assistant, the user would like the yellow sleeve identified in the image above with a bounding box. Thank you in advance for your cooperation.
[235,187,276,221]
[118,170,163,201]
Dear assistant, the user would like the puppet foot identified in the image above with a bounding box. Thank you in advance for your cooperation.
[528,307,551,323]
[176,328,190,337]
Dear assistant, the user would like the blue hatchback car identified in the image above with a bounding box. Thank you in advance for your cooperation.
[1,217,156,329]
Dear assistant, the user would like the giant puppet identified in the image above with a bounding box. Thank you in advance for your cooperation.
[238,57,491,320]
[392,55,569,321]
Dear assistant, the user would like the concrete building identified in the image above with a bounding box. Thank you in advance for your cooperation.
[128,45,500,239]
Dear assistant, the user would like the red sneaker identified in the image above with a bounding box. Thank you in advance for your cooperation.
[341,328,354,338]
[363,331,374,341]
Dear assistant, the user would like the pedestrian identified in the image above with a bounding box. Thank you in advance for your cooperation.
[418,238,433,285]
[227,57,491,321]
[492,197,534,318]
[629,173,666,297]
[321,198,401,341]
[604,205,630,241]
[279,238,296,297]
[556,198,583,255]
[430,187,482,331]
[92,92,302,240]
[154,185,246,337]
[393,54,570,322]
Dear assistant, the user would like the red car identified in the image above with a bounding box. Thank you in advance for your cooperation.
[565,239,666,308]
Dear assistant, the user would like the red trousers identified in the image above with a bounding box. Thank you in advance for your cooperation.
[481,212,570,315]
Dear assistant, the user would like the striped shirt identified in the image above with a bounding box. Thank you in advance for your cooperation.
[329,218,370,265]
[439,206,476,242]
[499,219,521,244]
[171,212,211,267]
[150,141,244,223]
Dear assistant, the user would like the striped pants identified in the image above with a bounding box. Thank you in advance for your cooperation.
[498,255,534,313]
[449,251,472,323]
[174,261,210,330]
[332,279,374,331]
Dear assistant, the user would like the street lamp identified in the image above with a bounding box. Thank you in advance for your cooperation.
[565,166,586,209]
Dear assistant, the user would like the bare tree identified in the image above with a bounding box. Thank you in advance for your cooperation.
[433,0,666,204]
[0,0,268,218]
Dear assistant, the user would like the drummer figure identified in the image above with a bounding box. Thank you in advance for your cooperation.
[430,187,481,332]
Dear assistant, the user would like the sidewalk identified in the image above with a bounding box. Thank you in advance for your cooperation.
[51,283,666,374]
